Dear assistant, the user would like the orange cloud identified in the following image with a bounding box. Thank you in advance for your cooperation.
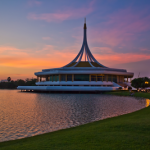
[1,45,150,68]
[95,52,150,67]
[0,45,75,69]
[1,44,150,80]
[0,46,29,57]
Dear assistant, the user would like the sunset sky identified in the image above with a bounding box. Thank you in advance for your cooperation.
[0,0,150,80]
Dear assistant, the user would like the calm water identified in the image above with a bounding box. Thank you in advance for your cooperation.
[0,90,149,142]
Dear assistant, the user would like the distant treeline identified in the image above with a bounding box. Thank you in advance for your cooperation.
[0,78,37,89]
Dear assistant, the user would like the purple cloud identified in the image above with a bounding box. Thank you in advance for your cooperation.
[27,1,95,22]
[27,0,42,7]
[90,7,150,47]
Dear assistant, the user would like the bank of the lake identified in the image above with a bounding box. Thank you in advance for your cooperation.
[0,91,150,150]
[107,90,150,99]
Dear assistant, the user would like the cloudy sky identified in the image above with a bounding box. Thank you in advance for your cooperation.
[0,0,150,80]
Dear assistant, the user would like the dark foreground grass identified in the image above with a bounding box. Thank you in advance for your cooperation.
[0,92,150,150]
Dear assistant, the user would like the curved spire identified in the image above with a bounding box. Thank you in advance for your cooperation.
[64,19,107,68]
[84,18,87,29]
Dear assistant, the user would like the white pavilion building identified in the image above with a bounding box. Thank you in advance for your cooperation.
[18,20,134,92]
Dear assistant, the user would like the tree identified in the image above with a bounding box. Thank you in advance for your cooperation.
[7,77,11,82]
[0,78,37,89]
[141,77,150,89]
[25,78,37,86]
[17,79,26,86]
[131,77,150,90]
[131,78,143,90]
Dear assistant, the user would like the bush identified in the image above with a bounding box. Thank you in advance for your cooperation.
[118,87,122,90]
[128,87,132,90]
[0,78,37,89]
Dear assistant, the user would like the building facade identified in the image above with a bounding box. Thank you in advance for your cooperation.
[18,20,134,92]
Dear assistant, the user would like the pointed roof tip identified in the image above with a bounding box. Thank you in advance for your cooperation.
[84,17,87,29]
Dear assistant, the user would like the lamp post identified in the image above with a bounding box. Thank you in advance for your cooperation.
[145,81,149,92]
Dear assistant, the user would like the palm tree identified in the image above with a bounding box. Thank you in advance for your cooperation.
[7,77,11,82]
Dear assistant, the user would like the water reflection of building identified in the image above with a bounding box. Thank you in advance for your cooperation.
[146,99,150,107]
[18,19,134,92]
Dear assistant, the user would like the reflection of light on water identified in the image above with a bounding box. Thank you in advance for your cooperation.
[0,90,147,142]
[146,99,150,107]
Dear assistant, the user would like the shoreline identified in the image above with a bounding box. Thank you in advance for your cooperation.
[0,91,150,149]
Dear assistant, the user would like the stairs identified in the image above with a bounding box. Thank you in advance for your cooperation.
[117,83,128,87]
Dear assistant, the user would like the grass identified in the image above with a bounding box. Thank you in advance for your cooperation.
[106,90,150,99]
[0,91,150,150]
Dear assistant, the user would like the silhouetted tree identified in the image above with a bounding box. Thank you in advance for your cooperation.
[7,77,11,82]
[0,78,38,89]
[26,78,37,86]
[131,77,150,90]
[17,79,26,86]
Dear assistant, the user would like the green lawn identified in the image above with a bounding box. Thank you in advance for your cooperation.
[106,90,150,99]
[0,91,150,150]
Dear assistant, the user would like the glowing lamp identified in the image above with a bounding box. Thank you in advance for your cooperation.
[145,81,149,84]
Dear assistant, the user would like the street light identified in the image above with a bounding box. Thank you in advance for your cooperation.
[145,81,149,84]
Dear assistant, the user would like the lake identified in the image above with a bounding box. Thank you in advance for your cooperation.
[0,90,148,142]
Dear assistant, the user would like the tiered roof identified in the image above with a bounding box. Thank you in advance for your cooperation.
[64,18,107,68]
